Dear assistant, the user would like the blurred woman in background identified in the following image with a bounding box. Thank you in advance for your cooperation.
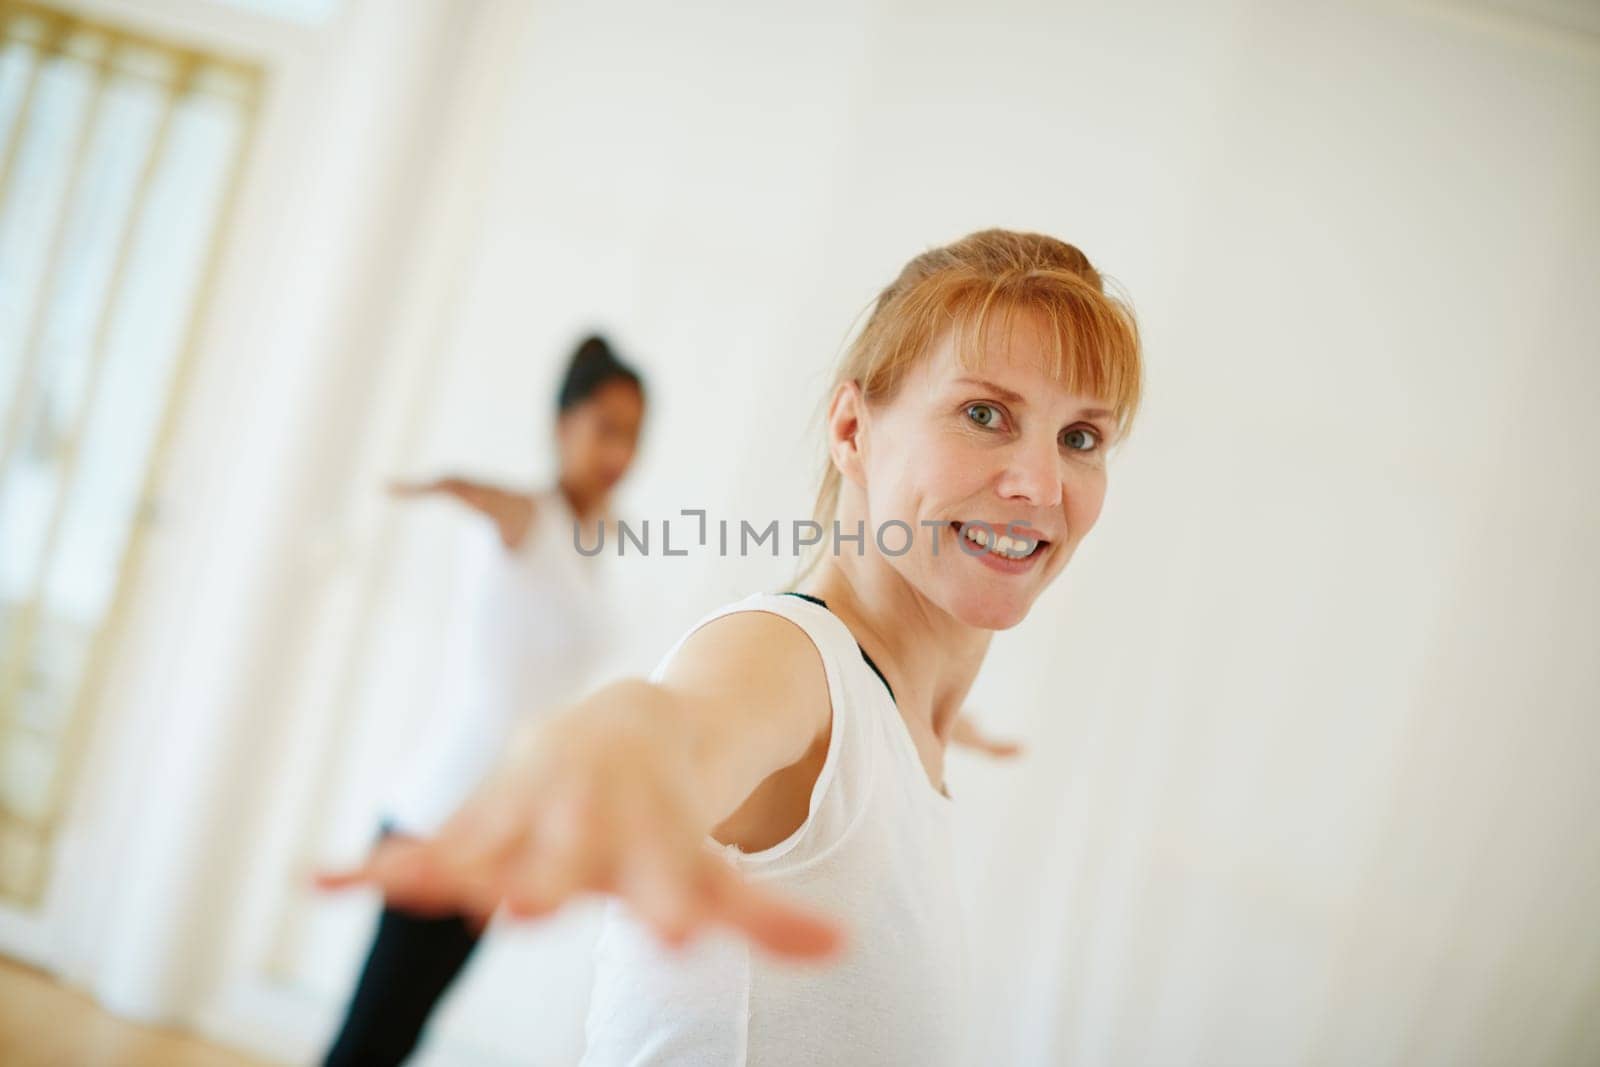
[321,335,646,1067]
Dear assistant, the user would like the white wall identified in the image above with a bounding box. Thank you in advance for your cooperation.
[288,2,1600,1064]
[0,0,527,1053]
[7,1,1598,1065]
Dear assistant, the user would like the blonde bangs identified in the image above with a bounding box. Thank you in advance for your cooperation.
[858,261,1141,443]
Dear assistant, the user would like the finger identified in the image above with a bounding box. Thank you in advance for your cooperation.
[424,835,525,919]
[312,864,373,891]
[348,838,497,917]
[983,739,1023,759]
[500,836,593,919]
[699,856,844,960]
[314,839,439,906]
[312,841,405,890]
[500,781,620,916]
[389,856,505,919]
[313,835,507,921]
[432,787,532,873]
[617,847,705,947]
[502,870,569,919]
[310,834,428,893]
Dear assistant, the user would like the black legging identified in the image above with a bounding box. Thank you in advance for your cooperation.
[322,826,485,1066]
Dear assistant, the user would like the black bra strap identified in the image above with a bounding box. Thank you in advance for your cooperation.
[778,591,897,705]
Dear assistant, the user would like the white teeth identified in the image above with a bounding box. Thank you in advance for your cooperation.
[997,534,1035,558]
[961,524,1039,560]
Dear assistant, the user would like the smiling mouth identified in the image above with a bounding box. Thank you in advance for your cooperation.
[949,521,1050,561]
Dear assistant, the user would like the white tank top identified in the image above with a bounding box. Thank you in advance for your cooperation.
[386,487,607,835]
[581,591,971,1066]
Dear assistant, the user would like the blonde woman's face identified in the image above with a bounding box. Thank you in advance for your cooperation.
[858,312,1116,630]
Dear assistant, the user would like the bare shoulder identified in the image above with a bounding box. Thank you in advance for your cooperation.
[656,607,832,764]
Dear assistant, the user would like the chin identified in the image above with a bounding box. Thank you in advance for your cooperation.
[943,588,1033,631]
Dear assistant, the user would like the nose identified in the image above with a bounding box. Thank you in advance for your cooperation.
[995,436,1062,510]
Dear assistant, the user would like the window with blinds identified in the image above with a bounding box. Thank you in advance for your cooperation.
[0,3,262,905]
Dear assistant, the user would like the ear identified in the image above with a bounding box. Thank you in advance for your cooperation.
[826,379,868,489]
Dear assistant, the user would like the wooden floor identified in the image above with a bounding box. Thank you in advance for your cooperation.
[0,956,276,1066]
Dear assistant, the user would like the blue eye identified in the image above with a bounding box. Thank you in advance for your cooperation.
[1062,427,1099,452]
[965,403,1001,428]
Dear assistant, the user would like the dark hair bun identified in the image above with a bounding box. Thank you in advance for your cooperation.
[558,333,644,412]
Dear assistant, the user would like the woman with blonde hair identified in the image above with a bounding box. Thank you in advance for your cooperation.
[319,228,1142,1064]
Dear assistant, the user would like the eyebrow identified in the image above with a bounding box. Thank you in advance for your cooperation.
[952,377,1115,422]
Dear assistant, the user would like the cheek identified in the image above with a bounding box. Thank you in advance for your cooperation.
[911,433,992,502]
[1067,471,1108,536]
[863,416,988,521]
[573,427,607,465]
[607,437,637,468]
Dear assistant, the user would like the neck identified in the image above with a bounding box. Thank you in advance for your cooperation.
[800,553,992,746]
[557,476,604,524]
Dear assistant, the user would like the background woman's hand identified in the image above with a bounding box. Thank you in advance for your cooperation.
[386,476,451,498]
[950,710,1025,760]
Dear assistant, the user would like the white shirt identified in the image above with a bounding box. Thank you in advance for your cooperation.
[581,591,971,1066]
[386,487,607,835]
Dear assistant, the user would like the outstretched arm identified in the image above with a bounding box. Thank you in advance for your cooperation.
[388,476,535,549]
[316,611,842,959]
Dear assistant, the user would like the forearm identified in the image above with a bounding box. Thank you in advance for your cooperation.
[437,478,499,516]
[510,677,781,832]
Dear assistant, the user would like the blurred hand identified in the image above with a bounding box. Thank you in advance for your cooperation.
[950,711,1024,760]
[314,716,843,960]
[386,476,451,498]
